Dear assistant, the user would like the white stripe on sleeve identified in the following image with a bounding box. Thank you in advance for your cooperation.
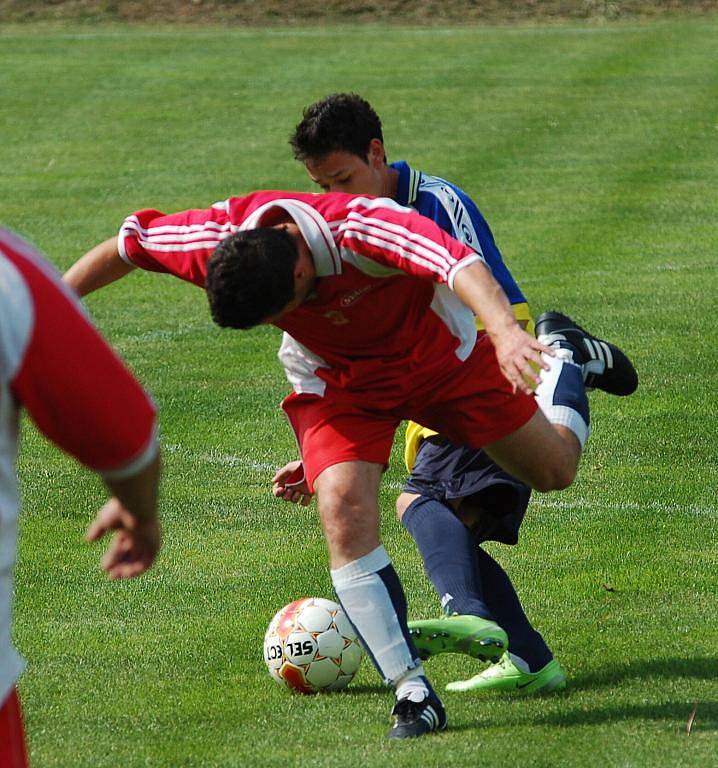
[345,211,459,268]
[341,228,448,281]
[100,425,159,481]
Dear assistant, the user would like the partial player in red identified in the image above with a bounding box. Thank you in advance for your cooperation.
[64,191,636,738]
[0,228,161,767]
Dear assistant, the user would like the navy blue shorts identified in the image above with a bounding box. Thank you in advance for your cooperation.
[402,436,531,545]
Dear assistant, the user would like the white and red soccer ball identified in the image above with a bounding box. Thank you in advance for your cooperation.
[263,597,363,694]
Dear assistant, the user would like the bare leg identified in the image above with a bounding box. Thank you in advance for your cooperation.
[396,491,420,521]
[314,460,384,567]
[316,461,441,728]
[483,409,581,492]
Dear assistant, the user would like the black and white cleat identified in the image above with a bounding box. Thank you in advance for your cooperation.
[387,692,447,739]
[536,311,638,396]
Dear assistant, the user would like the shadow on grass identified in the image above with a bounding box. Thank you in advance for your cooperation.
[447,658,718,733]
[449,699,717,734]
[536,701,717,730]
[344,659,718,734]
[447,702,717,734]
[569,656,718,689]
[546,657,718,731]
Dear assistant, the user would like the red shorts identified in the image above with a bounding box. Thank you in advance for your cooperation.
[282,334,537,492]
[0,688,29,768]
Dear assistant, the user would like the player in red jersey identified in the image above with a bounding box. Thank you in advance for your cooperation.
[0,228,161,766]
[282,93,564,695]
[65,190,635,737]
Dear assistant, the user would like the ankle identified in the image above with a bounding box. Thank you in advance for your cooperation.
[395,671,432,702]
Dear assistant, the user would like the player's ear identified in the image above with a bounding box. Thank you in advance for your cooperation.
[293,259,304,281]
[293,243,314,282]
[367,138,386,167]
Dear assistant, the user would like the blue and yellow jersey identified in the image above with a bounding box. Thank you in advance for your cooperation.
[392,160,533,472]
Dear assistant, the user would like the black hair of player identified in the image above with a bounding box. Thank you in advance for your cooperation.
[206,228,298,329]
[290,93,385,163]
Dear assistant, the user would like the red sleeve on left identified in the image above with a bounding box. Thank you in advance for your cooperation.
[8,247,157,474]
[339,198,483,285]
[118,206,235,288]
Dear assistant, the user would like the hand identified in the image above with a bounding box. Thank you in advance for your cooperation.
[272,460,313,506]
[85,497,161,580]
[491,325,554,395]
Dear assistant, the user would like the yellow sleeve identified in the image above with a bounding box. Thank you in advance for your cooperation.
[403,302,534,472]
[475,301,534,336]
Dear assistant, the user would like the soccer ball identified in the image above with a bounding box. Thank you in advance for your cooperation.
[263,597,363,694]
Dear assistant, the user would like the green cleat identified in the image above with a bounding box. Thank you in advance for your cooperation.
[446,653,566,694]
[408,614,508,663]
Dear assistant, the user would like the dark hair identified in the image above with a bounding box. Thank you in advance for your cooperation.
[205,228,298,329]
[290,93,384,162]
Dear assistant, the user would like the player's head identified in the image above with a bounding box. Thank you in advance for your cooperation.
[290,93,388,197]
[206,226,314,329]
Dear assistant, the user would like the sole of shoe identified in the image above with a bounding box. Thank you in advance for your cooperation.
[409,626,506,663]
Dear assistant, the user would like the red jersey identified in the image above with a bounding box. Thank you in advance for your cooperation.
[0,228,158,703]
[118,192,485,403]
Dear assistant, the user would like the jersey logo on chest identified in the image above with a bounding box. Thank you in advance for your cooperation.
[323,310,351,325]
[340,285,372,307]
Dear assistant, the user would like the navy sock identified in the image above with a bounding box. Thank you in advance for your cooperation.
[476,547,553,672]
[535,354,591,448]
[402,495,493,620]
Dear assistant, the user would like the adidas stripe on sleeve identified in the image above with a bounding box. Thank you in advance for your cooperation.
[339,197,485,290]
[118,207,237,287]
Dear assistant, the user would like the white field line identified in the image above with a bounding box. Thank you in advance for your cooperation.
[114,322,215,347]
[530,495,716,518]
[166,443,407,488]
[519,259,715,284]
[163,444,716,517]
[165,444,278,475]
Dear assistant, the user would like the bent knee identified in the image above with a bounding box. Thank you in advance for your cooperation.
[318,492,380,562]
[531,464,577,492]
[316,473,368,514]
[395,492,418,522]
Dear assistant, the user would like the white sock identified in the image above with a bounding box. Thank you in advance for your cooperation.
[331,545,421,685]
[395,668,430,702]
[535,352,590,448]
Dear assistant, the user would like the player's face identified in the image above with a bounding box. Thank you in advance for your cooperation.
[305,141,386,197]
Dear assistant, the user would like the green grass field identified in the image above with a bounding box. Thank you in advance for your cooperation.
[2,15,717,768]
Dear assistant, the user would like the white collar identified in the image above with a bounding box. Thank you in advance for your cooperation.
[239,199,341,277]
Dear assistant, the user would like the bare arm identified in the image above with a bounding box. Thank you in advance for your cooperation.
[6,229,160,579]
[63,238,158,577]
[63,236,135,297]
[453,260,553,394]
[86,452,161,580]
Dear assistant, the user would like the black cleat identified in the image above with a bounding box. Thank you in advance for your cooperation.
[387,693,447,739]
[535,311,638,396]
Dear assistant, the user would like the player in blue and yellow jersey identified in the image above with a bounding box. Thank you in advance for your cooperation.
[283,93,572,694]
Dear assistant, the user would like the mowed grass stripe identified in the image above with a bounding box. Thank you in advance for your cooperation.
[543,29,718,262]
